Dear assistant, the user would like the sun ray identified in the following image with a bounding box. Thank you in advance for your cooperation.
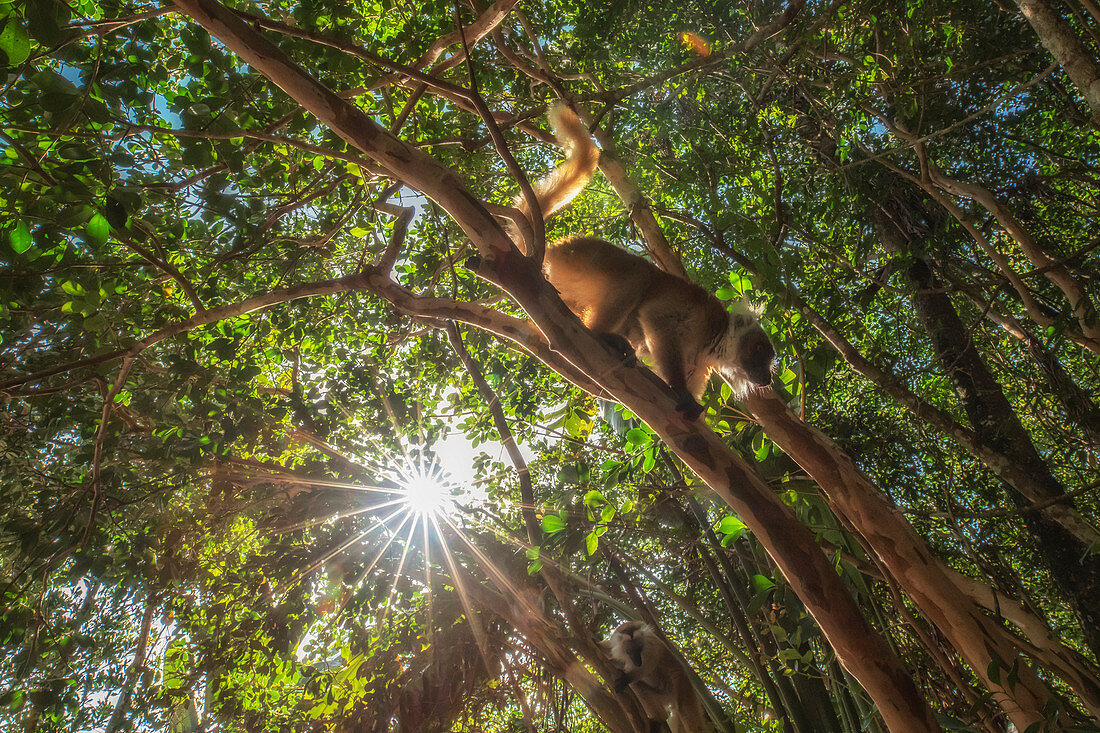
[436,512,543,621]
[277,424,506,655]
[282,504,409,594]
[229,465,414,497]
[349,510,414,589]
[375,511,421,632]
[265,497,407,536]
[320,508,421,628]
[429,512,496,676]
[449,502,622,614]
[386,452,457,520]
[463,513,608,597]
[422,502,434,647]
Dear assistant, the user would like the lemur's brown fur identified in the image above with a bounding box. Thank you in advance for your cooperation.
[601,621,707,732]
[506,104,775,419]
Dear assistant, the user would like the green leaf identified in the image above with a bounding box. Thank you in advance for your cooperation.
[729,271,753,295]
[585,532,598,555]
[717,515,747,541]
[0,19,30,67]
[1005,657,1020,690]
[750,574,775,593]
[9,221,31,253]
[82,313,107,331]
[583,489,606,507]
[26,0,71,46]
[986,657,1001,684]
[31,69,79,99]
[557,465,580,484]
[86,213,109,245]
[541,514,564,534]
[563,412,590,439]
[105,196,128,229]
[753,432,771,461]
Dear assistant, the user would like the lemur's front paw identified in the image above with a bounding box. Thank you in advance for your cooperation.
[599,333,637,367]
[675,398,704,421]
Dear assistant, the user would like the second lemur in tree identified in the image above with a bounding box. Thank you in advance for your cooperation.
[601,620,707,733]
[514,104,775,419]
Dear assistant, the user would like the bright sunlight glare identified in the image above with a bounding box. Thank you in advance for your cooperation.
[396,460,455,518]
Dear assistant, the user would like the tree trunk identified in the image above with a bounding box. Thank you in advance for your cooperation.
[873,202,1100,660]
[947,274,1100,447]
[1015,0,1100,122]
[745,389,1069,731]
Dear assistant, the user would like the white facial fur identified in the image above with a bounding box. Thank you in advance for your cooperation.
[716,304,774,393]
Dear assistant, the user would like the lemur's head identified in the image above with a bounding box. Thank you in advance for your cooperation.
[717,307,775,392]
[604,621,652,669]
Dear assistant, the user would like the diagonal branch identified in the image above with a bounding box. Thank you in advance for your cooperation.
[114,231,205,314]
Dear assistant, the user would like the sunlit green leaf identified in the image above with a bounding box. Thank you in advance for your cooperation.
[0,19,30,67]
[541,515,565,534]
[86,213,109,244]
[9,221,30,253]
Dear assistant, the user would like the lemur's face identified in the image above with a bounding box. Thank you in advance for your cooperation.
[736,327,775,387]
[719,315,775,390]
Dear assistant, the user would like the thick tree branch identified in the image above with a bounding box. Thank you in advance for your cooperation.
[743,389,1067,729]
[1015,0,1100,122]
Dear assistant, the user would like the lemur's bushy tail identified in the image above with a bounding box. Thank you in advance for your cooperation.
[517,103,599,224]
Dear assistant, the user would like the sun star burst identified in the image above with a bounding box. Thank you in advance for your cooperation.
[396,459,455,519]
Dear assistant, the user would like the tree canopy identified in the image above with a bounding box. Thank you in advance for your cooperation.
[1,0,1099,731]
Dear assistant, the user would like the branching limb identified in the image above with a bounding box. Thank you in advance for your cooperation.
[1,273,371,394]
[452,2,545,262]
[83,353,137,546]
[445,322,539,544]
[260,172,349,234]
[372,191,415,275]
[879,127,1100,353]
[410,0,521,74]
[114,231,205,314]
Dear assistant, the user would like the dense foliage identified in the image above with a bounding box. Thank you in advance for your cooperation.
[1,0,1098,731]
